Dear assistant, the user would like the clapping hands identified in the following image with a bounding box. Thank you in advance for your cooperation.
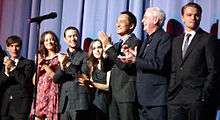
[57,53,70,70]
[75,73,91,86]
[118,46,137,64]
[3,56,16,74]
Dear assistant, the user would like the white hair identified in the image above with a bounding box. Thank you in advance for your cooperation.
[145,7,166,27]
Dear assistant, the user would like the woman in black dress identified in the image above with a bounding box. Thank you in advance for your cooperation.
[87,39,111,120]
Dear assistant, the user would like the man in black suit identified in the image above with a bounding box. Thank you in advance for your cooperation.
[168,2,220,120]
[119,7,171,120]
[54,26,90,120]
[99,11,140,120]
[0,35,35,120]
[0,45,6,115]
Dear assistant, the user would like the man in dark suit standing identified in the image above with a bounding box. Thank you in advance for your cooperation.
[0,35,35,120]
[54,26,90,120]
[99,11,140,120]
[0,45,6,115]
[168,2,220,120]
[119,7,171,120]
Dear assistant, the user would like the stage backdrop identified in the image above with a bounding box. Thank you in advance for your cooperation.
[0,0,219,59]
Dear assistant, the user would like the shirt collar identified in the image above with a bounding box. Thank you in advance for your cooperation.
[119,33,132,43]
[14,58,19,66]
[185,30,196,37]
[185,27,199,37]
[9,56,21,66]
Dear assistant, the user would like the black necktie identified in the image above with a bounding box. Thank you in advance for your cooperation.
[142,35,152,57]
[182,33,191,58]
[118,40,124,56]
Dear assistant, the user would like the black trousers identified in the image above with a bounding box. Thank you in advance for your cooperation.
[109,96,138,120]
[139,105,167,120]
[1,100,29,120]
[90,105,108,120]
[61,109,90,120]
[60,96,91,120]
[168,102,216,120]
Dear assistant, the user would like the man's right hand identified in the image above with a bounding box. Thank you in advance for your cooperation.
[57,53,68,64]
[57,53,70,70]
[3,57,15,74]
[98,31,112,49]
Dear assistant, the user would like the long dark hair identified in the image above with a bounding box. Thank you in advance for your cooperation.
[38,31,60,57]
[87,39,103,78]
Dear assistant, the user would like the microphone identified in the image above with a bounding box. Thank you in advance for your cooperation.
[29,12,57,23]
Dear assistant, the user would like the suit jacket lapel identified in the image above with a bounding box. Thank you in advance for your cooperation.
[138,29,162,57]
[170,34,184,91]
[138,39,147,57]
[124,33,137,47]
[16,56,25,68]
[175,34,184,67]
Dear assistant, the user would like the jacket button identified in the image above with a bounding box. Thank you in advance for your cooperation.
[180,67,183,70]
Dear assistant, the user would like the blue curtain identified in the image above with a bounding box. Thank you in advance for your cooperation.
[0,0,219,59]
[217,111,220,120]
[0,0,32,57]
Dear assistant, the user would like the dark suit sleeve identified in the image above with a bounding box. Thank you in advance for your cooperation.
[54,63,80,84]
[81,53,88,74]
[54,67,66,83]
[203,37,220,99]
[9,60,35,87]
[105,44,127,69]
[136,34,171,72]
[0,71,10,88]
[0,71,8,103]
[0,46,6,70]
[170,37,178,77]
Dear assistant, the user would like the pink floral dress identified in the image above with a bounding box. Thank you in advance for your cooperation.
[31,56,60,120]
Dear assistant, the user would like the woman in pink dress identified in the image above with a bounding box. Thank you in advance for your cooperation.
[31,31,61,120]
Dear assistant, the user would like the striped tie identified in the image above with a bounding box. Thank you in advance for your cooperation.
[182,33,191,58]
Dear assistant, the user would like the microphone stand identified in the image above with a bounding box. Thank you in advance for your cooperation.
[31,20,42,120]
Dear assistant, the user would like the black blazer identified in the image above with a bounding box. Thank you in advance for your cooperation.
[0,46,6,71]
[54,49,90,113]
[0,57,35,114]
[168,28,220,104]
[136,28,171,106]
[105,33,140,102]
[0,46,6,108]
